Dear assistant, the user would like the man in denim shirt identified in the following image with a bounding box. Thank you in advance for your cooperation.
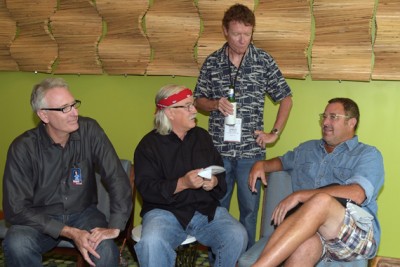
[248,98,384,266]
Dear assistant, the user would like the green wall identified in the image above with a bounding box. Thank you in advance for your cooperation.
[0,72,399,259]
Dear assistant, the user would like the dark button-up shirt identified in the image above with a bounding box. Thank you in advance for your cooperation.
[3,116,132,238]
[134,127,226,228]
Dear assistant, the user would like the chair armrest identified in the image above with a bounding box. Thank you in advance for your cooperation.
[260,171,293,239]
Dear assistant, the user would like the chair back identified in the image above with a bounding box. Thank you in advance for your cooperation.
[96,159,132,221]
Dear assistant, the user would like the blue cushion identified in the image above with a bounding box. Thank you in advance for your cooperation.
[238,237,268,266]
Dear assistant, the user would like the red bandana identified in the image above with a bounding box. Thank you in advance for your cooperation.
[156,88,193,110]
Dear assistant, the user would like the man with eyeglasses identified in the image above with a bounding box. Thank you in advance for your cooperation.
[133,84,247,267]
[2,77,132,267]
[248,98,384,266]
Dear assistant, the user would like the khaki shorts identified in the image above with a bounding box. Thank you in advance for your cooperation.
[319,206,377,262]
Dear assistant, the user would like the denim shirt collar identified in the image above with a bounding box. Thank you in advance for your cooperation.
[319,135,359,153]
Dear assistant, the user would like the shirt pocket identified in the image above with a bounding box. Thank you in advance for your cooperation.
[294,162,316,189]
[332,167,353,183]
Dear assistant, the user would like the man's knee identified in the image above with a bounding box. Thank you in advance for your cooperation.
[3,226,46,264]
[138,230,176,252]
[310,193,335,205]
[211,215,248,254]
[92,239,119,266]
[4,226,41,252]
[305,193,342,213]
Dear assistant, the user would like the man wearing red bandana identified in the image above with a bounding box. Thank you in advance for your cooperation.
[134,85,248,267]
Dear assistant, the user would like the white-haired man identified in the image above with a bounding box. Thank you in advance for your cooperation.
[134,84,248,267]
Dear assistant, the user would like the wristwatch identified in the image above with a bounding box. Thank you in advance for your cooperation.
[270,128,280,136]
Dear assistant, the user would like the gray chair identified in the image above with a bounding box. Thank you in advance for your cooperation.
[0,159,135,267]
[238,171,368,267]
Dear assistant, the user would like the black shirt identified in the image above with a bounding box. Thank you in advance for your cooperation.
[134,127,226,228]
[3,116,132,238]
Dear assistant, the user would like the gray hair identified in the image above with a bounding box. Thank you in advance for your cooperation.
[30,77,69,112]
[154,84,188,135]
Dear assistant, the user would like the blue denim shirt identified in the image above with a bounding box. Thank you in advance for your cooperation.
[280,136,384,245]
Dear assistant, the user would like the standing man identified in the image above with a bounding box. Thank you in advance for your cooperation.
[2,77,132,267]
[134,85,247,267]
[194,3,293,247]
[249,98,384,266]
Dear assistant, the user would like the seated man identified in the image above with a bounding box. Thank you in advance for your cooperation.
[248,98,384,267]
[2,77,132,267]
[134,84,248,267]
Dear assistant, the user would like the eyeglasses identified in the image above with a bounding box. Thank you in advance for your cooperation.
[170,102,196,112]
[319,113,350,121]
[41,100,81,113]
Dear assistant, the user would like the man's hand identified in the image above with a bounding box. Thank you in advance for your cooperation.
[61,226,99,266]
[248,161,267,193]
[61,226,120,266]
[271,193,302,226]
[217,97,234,116]
[175,169,204,193]
[202,175,218,191]
[182,169,204,189]
[88,228,120,250]
[254,130,279,148]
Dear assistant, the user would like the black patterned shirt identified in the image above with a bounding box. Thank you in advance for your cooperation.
[194,43,292,159]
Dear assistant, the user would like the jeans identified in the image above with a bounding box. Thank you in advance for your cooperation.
[2,205,119,267]
[220,157,263,248]
[134,207,248,267]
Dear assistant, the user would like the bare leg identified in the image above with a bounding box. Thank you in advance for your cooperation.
[252,193,345,267]
[284,234,322,267]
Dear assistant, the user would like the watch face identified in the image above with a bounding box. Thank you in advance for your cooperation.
[271,129,279,135]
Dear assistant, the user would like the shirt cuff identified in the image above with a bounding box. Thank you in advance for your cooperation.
[44,219,65,239]
[108,214,128,231]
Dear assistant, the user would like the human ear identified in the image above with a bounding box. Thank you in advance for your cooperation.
[37,110,49,123]
[349,117,357,129]
[223,26,228,37]
[164,108,174,121]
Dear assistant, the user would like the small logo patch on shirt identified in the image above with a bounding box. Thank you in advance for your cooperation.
[71,168,82,185]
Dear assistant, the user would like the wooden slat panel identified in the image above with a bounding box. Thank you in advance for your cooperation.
[311,0,374,81]
[145,0,200,77]
[96,0,150,75]
[0,0,18,71]
[372,0,400,80]
[7,0,57,73]
[254,0,311,79]
[51,0,102,74]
